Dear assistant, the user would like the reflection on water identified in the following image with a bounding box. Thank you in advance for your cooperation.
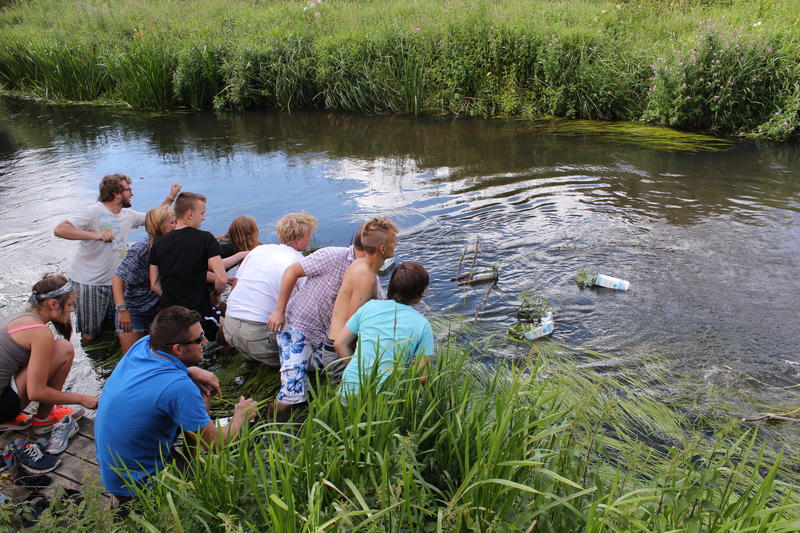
[1,96,799,416]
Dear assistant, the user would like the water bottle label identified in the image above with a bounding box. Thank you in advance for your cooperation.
[595,274,630,291]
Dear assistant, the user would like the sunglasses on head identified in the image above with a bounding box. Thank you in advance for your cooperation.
[175,332,205,345]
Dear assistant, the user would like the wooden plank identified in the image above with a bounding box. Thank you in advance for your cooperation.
[51,451,99,486]
[77,418,95,441]
[62,434,98,465]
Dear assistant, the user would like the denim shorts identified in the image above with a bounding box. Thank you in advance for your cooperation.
[114,309,157,333]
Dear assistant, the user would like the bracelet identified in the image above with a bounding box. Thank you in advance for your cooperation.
[115,303,128,312]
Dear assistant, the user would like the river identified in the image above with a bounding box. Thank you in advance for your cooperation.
[0,96,798,423]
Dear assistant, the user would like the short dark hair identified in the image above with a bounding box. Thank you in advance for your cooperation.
[98,173,131,202]
[387,262,429,305]
[150,306,202,349]
[174,192,207,219]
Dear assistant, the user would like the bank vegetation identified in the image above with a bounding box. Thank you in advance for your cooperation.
[0,0,799,139]
[2,342,799,531]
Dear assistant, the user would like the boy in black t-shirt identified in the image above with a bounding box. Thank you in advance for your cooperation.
[149,192,228,340]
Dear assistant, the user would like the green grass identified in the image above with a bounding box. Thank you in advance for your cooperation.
[14,339,800,532]
[0,0,799,139]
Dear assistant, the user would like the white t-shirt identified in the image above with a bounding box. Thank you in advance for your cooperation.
[226,243,305,323]
[67,202,146,285]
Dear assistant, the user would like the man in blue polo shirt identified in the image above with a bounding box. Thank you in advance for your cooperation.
[95,305,257,501]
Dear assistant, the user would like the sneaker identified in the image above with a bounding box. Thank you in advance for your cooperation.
[31,405,85,435]
[46,415,78,455]
[18,442,60,474]
[0,413,32,431]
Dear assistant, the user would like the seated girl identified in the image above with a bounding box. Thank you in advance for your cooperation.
[334,262,434,401]
[0,274,99,432]
[217,215,261,270]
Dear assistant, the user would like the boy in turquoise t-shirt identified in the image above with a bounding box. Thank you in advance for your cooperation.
[334,262,433,399]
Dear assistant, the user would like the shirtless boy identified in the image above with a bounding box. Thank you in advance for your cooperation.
[326,217,398,376]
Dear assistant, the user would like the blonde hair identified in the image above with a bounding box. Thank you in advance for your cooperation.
[360,217,398,254]
[145,205,175,248]
[219,216,261,252]
[276,212,318,245]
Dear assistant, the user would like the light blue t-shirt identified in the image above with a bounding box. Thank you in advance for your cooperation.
[340,299,434,398]
[95,336,210,497]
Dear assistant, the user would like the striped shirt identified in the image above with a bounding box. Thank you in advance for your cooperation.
[285,246,384,346]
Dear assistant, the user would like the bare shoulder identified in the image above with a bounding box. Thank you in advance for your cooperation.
[343,258,373,280]
[7,314,45,330]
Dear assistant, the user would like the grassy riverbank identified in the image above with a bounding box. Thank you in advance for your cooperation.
[0,0,799,140]
[2,342,799,531]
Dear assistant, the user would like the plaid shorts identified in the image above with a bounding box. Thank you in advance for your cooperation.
[73,281,114,335]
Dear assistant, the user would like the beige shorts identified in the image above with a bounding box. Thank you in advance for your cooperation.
[222,315,280,367]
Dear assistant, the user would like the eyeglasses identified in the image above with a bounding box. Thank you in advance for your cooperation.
[121,187,132,192]
[175,332,205,345]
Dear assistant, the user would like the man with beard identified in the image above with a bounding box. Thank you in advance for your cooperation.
[55,173,180,344]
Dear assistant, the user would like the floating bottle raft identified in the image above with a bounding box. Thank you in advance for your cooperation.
[451,268,499,286]
[508,291,555,341]
[576,269,631,291]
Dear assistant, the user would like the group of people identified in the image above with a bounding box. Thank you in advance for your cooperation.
[0,172,435,503]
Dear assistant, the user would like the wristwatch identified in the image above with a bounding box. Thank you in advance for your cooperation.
[116,303,128,312]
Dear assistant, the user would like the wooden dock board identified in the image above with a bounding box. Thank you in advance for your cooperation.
[0,417,108,504]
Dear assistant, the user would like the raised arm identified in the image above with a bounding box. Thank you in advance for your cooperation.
[54,220,112,242]
[267,261,306,332]
[160,183,181,207]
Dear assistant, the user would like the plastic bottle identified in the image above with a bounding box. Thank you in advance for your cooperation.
[524,315,554,341]
[593,274,631,291]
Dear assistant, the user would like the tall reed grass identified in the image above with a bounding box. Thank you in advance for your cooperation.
[10,341,794,531]
[0,0,799,139]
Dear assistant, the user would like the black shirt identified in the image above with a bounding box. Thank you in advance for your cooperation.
[149,227,221,313]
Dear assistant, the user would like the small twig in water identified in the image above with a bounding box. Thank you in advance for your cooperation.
[454,244,468,280]
[723,365,800,391]
[740,414,800,423]
[468,235,480,276]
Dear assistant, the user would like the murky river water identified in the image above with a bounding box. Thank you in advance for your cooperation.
[1,96,798,418]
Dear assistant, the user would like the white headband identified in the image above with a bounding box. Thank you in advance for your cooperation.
[28,281,73,306]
